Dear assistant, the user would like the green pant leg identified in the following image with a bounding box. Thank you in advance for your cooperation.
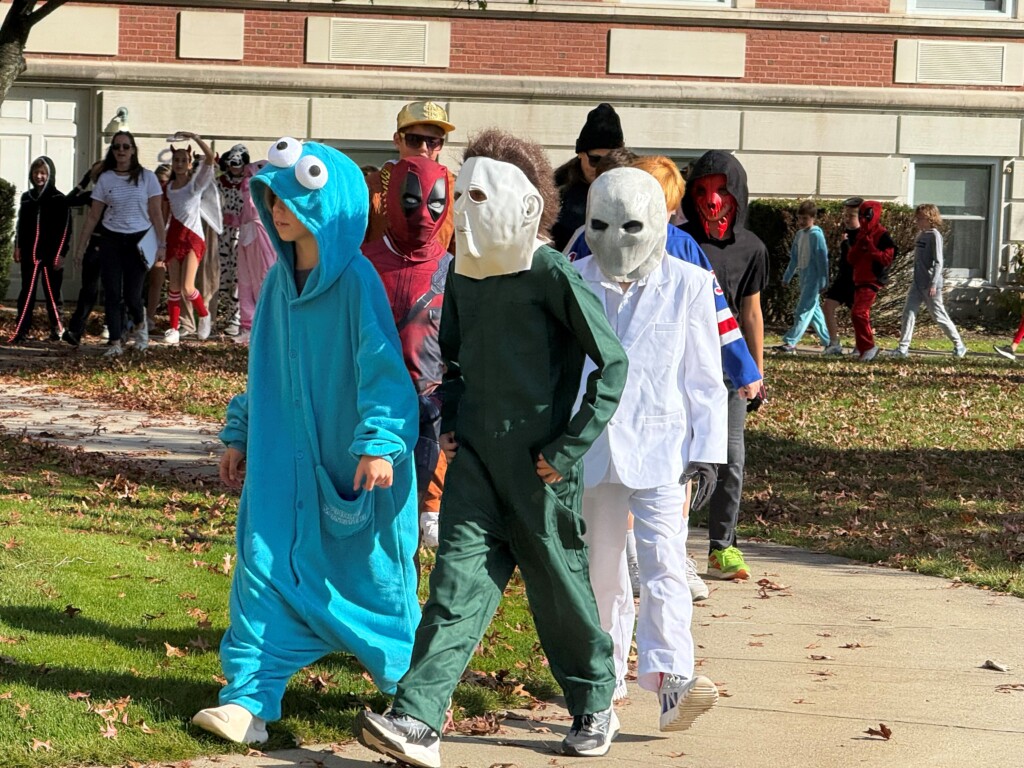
[392,445,516,733]
[506,464,616,716]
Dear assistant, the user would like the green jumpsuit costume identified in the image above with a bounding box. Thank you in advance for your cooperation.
[391,244,629,732]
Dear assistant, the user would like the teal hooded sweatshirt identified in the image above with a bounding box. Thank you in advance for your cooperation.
[216,140,420,721]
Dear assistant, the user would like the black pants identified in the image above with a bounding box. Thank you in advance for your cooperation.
[67,235,104,338]
[98,230,147,342]
[14,257,64,336]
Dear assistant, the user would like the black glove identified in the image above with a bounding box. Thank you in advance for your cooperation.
[681,462,718,512]
[747,381,768,413]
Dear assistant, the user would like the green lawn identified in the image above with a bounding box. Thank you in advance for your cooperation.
[0,435,555,768]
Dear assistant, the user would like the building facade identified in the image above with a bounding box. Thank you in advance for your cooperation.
[2,0,1023,310]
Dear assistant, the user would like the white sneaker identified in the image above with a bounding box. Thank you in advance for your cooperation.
[163,328,180,345]
[822,343,843,356]
[232,329,250,345]
[954,344,968,359]
[224,321,241,337]
[419,512,440,548]
[192,704,268,744]
[859,345,879,362]
[100,325,109,340]
[658,674,718,732]
[685,555,710,601]
[103,341,123,358]
[994,344,1017,361]
[197,314,212,341]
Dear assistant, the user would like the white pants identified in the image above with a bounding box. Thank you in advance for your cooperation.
[582,479,693,696]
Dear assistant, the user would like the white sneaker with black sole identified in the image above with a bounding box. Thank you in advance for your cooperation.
[658,674,718,732]
[356,710,440,768]
[561,706,619,757]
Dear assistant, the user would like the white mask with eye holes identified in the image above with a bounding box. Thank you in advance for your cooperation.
[453,156,544,280]
[585,167,668,283]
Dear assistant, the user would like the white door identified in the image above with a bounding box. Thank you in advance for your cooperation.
[1,86,91,300]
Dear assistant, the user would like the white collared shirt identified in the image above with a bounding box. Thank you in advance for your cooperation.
[599,274,649,337]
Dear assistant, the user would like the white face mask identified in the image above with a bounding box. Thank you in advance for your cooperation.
[453,156,544,280]
[585,167,667,283]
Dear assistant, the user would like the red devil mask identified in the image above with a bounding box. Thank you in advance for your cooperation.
[691,173,737,241]
[385,157,449,263]
[858,200,883,237]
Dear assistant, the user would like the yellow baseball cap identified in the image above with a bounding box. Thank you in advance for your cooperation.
[396,101,455,134]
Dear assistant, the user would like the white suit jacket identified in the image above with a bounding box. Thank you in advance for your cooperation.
[574,255,728,490]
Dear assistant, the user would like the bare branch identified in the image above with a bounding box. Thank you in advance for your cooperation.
[28,0,74,26]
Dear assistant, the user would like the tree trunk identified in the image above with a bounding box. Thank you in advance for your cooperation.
[0,1,73,107]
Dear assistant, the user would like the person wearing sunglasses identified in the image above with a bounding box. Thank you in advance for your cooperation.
[551,103,625,252]
[69,131,165,357]
[364,101,455,247]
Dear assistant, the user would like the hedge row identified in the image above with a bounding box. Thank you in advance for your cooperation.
[746,198,923,334]
[0,177,14,300]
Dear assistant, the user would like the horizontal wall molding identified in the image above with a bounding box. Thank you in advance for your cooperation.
[108,0,1024,39]
[22,59,1024,116]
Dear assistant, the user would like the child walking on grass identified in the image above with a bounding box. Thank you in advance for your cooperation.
[885,204,966,359]
[775,200,830,353]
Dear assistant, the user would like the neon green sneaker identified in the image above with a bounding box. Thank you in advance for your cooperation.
[708,546,750,581]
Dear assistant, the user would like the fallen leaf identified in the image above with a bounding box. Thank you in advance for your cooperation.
[16,702,31,718]
[164,643,186,658]
[666,752,686,758]
[981,659,1010,672]
[864,723,892,740]
[30,739,52,752]
[245,749,266,757]
[0,691,11,699]
[68,691,91,700]
[221,553,233,575]
[995,683,1024,693]
[100,723,118,739]
[187,636,211,651]
[792,698,813,704]
[63,604,82,618]
[840,642,869,649]
[808,654,834,661]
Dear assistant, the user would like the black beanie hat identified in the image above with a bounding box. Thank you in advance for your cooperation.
[575,103,625,154]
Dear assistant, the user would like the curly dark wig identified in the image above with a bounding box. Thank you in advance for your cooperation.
[462,128,559,242]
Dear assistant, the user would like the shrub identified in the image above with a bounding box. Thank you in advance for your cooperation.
[0,178,14,300]
[746,199,924,334]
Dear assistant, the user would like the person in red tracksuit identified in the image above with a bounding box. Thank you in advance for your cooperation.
[846,200,895,362]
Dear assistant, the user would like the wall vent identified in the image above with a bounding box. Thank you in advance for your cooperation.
[329,19,429,66]
[917,41,1005,84]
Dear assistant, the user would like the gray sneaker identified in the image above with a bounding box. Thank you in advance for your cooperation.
[356,710,440,768]
[561,706,620,757]
[658,674,718,732]
[882,348,908,358]
[685,555,710,601]
[822,343,843,356]
[994,344,1017,361]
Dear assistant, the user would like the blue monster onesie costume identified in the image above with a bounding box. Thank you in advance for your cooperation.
[211,139,421,728]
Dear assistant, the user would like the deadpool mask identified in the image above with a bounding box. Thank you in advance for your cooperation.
[691,173,737,241]
[858,200,882,236]
[385,156,449,261]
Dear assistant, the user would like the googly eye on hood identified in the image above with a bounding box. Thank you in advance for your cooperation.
[251,138,369,300]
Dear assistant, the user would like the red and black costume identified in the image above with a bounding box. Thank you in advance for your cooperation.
[363,157,452,492]
[10,156,70,342]
[846,200,896,355]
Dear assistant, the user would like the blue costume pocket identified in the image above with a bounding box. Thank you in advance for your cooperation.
[315,464,374,539]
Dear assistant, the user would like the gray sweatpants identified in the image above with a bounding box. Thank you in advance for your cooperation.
[897,283,963,353]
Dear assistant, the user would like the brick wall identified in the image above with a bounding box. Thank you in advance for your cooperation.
[25,3,1023,92]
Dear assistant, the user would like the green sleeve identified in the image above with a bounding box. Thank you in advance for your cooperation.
[541,260,628,477]
[437,270,464,435]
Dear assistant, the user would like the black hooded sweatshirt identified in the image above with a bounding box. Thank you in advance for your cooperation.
[681,151,768,319]
[16,156,71,267]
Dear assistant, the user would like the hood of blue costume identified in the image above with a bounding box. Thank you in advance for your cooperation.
[251,138,369,301]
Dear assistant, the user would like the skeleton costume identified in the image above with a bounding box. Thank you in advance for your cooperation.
[216,144,247,333]
[576,168,725,730]
[11,156,69,342]
[357,155,628,764]
[195,139,420,743]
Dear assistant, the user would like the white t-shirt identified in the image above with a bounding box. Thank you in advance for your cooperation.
[92,169,162,234]
[166,163,215,238]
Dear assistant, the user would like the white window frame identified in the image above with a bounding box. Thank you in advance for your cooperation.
[906,0,1016,18]
[617,0,733,7]
[908,158,1002,282]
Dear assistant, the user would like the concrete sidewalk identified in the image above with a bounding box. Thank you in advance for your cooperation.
[2,384,1022,767]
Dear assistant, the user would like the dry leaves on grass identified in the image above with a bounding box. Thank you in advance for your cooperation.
[864,723,893,740]
[454,713,505,736]
[164,642,186,658]
[30,739,53,752]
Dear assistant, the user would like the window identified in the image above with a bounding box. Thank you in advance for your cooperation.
[911,164,995,279]
[909,1,1014,15]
